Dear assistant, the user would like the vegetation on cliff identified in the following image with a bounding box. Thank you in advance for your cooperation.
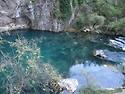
[0,0,125,34]
[55,0,125,33]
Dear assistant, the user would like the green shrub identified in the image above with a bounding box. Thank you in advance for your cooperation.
[75,14,86,29]
[0,37,61,94]
[88,14,106,27]
[108,18,125,30]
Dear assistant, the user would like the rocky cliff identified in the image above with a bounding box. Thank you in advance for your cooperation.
[1,0,125,35]
[0,0,64,32]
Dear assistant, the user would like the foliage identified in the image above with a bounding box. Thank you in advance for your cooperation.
[88,14,105,28]
[59,0,72,20]
[0,37,61,94]
[108,18,125,31]
[56,0,125,32]
[75,14,86,29]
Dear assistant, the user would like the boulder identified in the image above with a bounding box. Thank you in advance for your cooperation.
[58,78,78,93]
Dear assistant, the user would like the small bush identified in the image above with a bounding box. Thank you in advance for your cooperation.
[108,18,125,31]
[88,14,106,28]
[0,37,61,94]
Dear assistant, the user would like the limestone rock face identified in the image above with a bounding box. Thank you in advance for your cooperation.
[0,0,29,31]
[58,78,78,93]
[31,0,62,31]
[0,0,64,32]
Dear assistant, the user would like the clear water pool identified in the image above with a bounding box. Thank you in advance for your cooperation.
[0,29,125,94]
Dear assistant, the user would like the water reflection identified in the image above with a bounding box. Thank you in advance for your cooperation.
[69,62,125,90]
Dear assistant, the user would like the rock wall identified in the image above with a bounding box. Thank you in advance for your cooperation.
[0,0,27,31]
[0,0,64,32]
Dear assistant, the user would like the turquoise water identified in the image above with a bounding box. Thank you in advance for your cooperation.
[0,29,125,94]
[0,30,124,74]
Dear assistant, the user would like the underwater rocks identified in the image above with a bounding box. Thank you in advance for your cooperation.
[93,49,125,63]
[69,63,125,90]
[109,37,125,51]
[93,49,125,73]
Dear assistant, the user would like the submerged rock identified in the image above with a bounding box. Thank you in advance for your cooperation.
[69,63,125,90]
[109,37,125,51]
[93,49,125,63]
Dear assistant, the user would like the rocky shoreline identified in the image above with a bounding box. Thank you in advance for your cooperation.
[0,24,28,32]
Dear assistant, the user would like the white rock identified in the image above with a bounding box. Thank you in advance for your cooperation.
[58,78,78,93]
[94,50,107,58]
